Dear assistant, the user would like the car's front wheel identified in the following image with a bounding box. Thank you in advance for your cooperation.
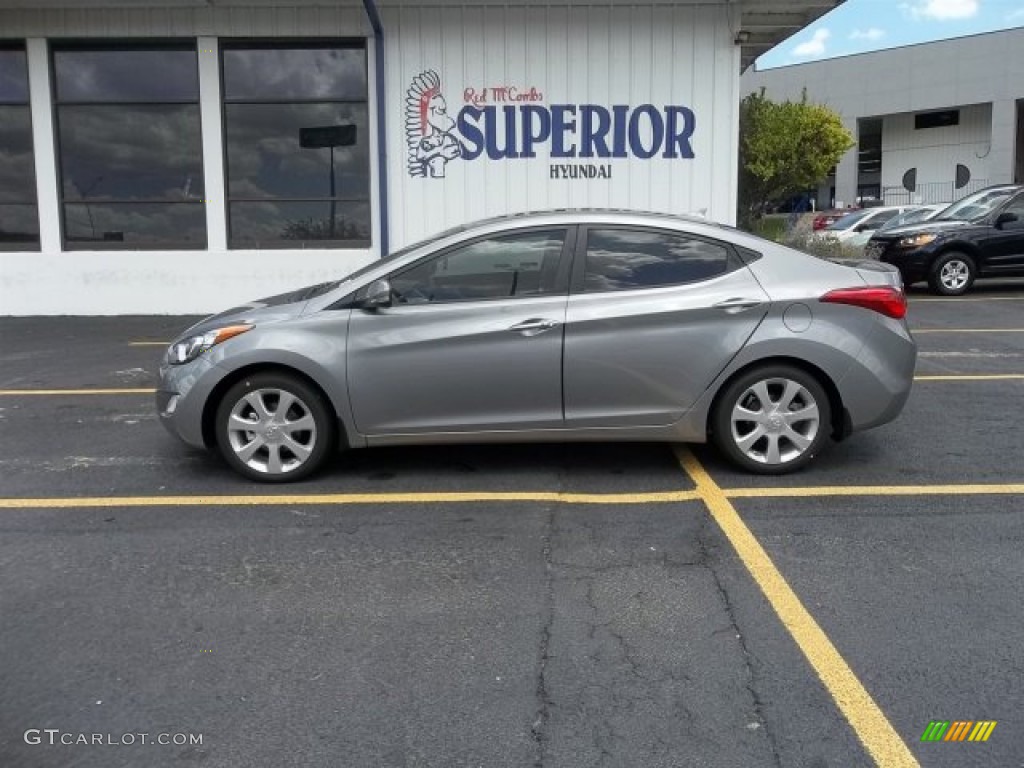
[929,251,975,295]
[711,365,831,474]
[215,372,335,482]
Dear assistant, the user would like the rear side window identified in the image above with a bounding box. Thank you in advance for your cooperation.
[582,228,734,292]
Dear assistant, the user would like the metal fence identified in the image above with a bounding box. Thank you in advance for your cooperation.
[882,180,989,206]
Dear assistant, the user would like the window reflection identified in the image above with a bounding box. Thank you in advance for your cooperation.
[52,43,205,250]
[584,229,732,292]
[228,201,370,248]
[0,49,29,104]
[53,48,199,103]
[222,42,369,249]
[0,45,38,250]
[225,104,368,199]
[59,106,204,201]
[0,204,39,246]
[64,203,207,246]
[222,47,366,101]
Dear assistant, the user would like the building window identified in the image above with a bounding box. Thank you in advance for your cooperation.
[915,110,959,130]
[221,41,370,249]
[52,42,206,250]
[0,44,39,251]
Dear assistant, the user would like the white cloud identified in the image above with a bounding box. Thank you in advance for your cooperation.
[904,0,980,21]
[792,29,831,58]
[849,28,886,41]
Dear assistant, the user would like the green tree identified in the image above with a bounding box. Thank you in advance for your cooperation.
[738,89,854,228]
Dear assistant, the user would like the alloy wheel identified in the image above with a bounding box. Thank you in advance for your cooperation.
[729,378,821,465]
[225,388,317,475]
[939,259,970,292]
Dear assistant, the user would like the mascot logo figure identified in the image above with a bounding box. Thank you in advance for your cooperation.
[405,70,462,178]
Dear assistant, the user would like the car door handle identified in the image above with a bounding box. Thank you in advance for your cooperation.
[713,297,764,313]
[508,318,559,335]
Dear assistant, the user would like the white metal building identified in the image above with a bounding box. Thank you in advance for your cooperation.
[742,27,1024,211]
[0,0,837,315]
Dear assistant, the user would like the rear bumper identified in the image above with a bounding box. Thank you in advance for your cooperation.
[837,318,917,432]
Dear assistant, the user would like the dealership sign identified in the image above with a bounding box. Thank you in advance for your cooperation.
[405,70,696,179]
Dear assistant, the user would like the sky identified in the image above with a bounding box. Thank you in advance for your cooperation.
[756,0,1024,69]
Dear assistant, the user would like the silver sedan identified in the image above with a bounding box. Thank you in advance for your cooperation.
[157,211,916,481]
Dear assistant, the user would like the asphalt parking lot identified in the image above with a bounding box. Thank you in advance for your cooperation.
[1,282,1022,768]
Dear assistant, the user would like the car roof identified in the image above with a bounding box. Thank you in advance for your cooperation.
[455,208,715,228]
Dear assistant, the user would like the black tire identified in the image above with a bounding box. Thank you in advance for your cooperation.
[214,372,335,482]
[711,364,832,475]
[928,251,976,296]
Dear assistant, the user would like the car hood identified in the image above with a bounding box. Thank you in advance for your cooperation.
[177,280,341,338]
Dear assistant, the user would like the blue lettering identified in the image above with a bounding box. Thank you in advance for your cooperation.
[663,106,696,159]
[452,103,696,163]
[550,105,576,158]
[520,105,551,159]
[579,106,611,158]
[485,106,520,159]
[457,107,484,160]
[611,105,629,158]
[628,105,664,160]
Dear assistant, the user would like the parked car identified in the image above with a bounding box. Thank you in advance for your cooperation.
[817,205,916,248]
[157,211,916,481]
[812,209,851,230]
[865,185,1024,295]
[877,204,946,232]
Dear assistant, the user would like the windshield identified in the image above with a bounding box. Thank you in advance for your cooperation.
[935,189,1014,223]
[825,209,872,231]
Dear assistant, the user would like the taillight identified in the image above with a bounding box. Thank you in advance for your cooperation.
[820,286,907,319]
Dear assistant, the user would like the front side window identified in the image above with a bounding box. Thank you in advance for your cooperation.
[583,228,733,292]
[0,44,38,250]
[52,43,206,249]
[222,42,370,249]
[390,230,566,304]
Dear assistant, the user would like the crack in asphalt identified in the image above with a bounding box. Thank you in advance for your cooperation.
[531,505,555,768]
[697,514,783,768]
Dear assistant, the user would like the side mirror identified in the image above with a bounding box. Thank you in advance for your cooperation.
[359,278,392,310]
[995,211,1019,228]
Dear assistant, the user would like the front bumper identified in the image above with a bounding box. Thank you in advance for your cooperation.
[156,355,227,449]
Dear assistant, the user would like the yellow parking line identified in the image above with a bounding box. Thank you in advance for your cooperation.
[675,447,919,768]
[914,374,1024,381]
[912,328,1024,333]
[724,484,1024,498]
[0,490,701,509]
[0,388,156,396]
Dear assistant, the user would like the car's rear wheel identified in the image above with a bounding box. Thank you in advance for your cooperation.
[215,372,335,482]
[929,251,975,295]
[711,365,831,475]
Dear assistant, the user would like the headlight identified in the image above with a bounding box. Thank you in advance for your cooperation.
[898,233,938,248]
[167,324,253,365]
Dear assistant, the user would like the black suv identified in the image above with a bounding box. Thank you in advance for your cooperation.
[865,185,1024,295]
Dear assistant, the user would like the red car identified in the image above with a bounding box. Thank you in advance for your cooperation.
[812,209,856,230]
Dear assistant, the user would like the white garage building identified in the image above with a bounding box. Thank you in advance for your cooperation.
[743,27,1024,211]
[0,0,838,315]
